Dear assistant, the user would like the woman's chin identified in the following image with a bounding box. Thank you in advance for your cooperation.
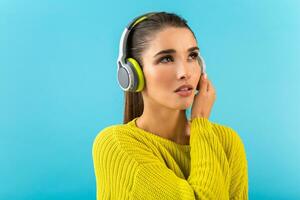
[176,102,193,110]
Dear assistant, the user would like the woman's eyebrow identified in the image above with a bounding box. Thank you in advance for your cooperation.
[153,46,199,57]
[188,46,199,52]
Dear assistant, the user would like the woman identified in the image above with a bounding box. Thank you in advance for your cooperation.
[92,11,248,200]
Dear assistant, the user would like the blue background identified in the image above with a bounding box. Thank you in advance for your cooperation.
[1,0,299,199]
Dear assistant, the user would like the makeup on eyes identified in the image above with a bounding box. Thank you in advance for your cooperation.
[156,51,199,64]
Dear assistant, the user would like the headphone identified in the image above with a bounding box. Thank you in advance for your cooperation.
[117,12,206,92]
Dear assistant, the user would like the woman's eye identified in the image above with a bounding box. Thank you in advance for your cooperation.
[189,52,199,60]
[159,55,173,63]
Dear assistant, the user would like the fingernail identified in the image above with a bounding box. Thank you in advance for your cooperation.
[204,73,207,79]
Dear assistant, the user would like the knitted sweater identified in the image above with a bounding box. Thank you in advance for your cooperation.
[92,117,248,199]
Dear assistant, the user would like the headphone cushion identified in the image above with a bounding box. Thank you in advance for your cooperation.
[127,58,145,92]
[197,56,206,74]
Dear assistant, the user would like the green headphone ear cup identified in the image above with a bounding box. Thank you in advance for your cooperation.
[127,58,145,92]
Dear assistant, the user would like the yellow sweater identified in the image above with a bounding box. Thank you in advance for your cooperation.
[92,117,248,200]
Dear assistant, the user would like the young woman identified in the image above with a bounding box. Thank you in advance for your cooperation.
[92,11,249,199]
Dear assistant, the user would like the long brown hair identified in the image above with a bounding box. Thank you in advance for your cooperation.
[123,11,197,124]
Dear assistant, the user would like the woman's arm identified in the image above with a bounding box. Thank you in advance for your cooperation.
[227,128,249,200]
[92,117,233,199]
[210,122,249,200]
[130,117,230,199]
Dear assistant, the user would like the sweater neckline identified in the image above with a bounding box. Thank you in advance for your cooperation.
[127,117,191,150]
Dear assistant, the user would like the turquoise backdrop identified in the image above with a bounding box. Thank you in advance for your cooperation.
[1,0,299,199]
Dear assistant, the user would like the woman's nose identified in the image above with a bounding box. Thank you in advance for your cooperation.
[177,62,191,80]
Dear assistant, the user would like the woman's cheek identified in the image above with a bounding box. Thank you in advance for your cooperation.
[155,74,173,91]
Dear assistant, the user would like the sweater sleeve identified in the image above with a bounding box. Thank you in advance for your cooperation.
[130,117,230,200]
[92,126,141,200]
[227,128,249,200]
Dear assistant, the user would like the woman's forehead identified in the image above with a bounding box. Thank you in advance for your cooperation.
[149,27,197,53]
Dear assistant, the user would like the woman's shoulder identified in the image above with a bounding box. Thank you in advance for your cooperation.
[210,121,238,137]
[92,123,141,165]
[92,124,142,198]
[209,120,247,156]
[92,123,132,146]
[92,122,161,167]
[92,122,152,153]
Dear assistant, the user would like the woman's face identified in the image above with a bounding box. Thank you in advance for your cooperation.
[141,27,201,110]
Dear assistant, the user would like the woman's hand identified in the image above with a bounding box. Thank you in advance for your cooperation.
[190,73,216,120]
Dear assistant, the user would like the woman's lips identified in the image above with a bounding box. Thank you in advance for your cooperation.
[174,84,193,92]
[175,89,193,97]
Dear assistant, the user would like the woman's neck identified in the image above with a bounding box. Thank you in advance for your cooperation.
[135,109,190,145]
